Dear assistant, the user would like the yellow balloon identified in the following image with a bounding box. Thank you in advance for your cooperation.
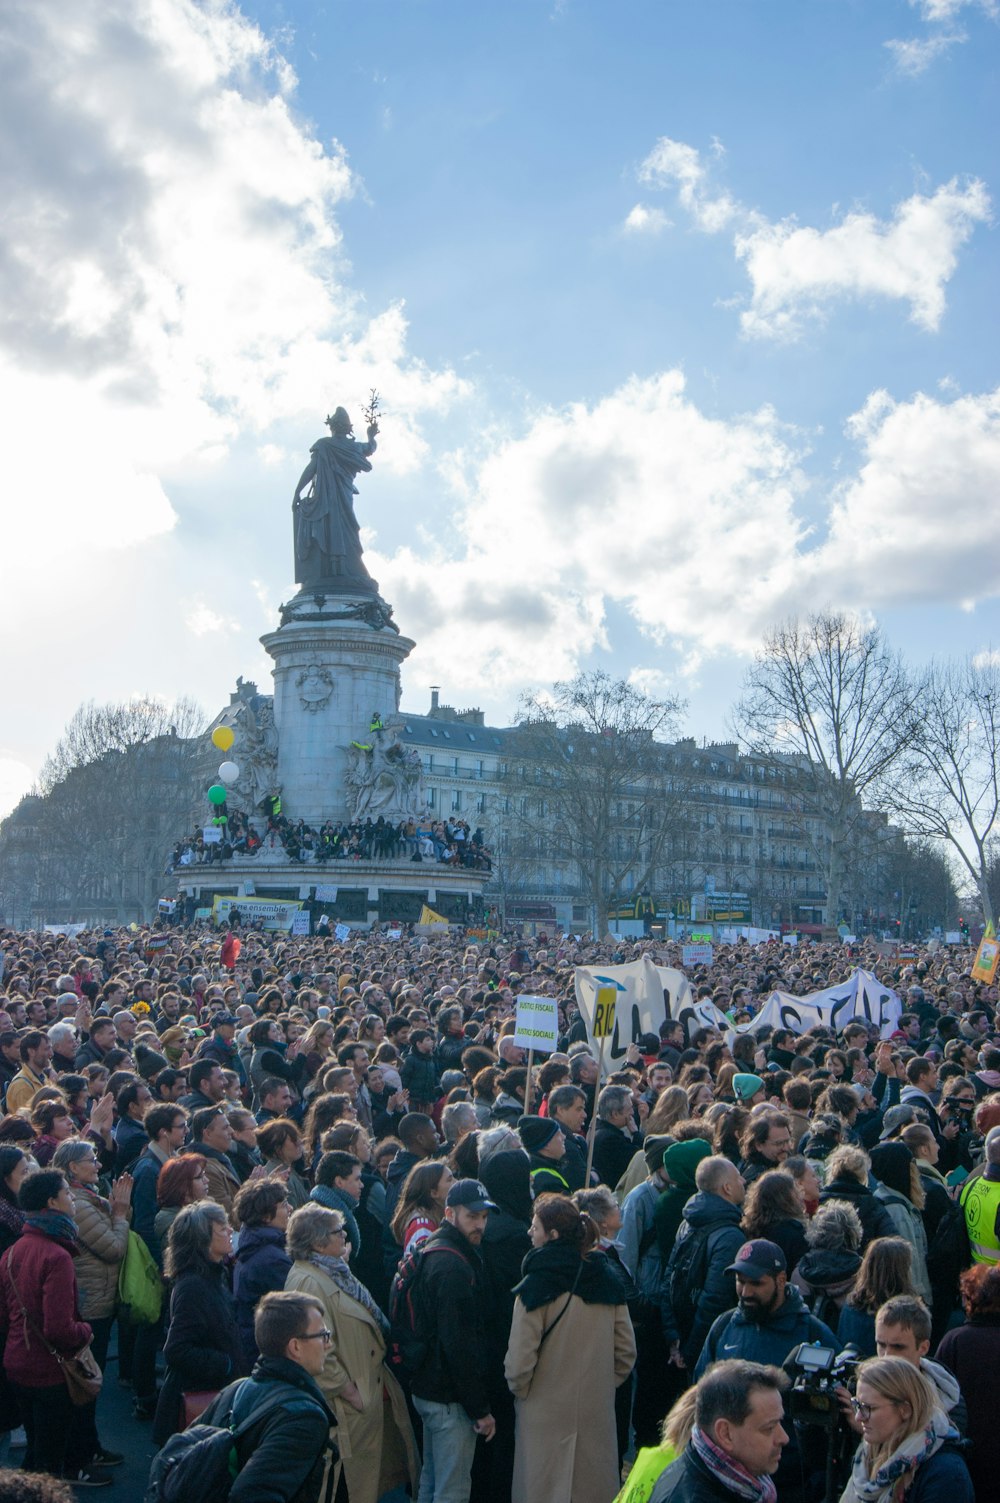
[212,726,235,751]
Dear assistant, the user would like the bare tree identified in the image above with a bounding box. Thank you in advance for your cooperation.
[884,656,1000,928]
[733,613,917,929]
[502,672,686,936]
[14,696,205,923]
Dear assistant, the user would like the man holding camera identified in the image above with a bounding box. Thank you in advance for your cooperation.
[694,1240,838,1503]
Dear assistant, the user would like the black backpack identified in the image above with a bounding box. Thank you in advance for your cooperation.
[388,1240,466,1377]
[927,1198,971,1280]
[144,1382,323,1503]
[668,1223,716,1344]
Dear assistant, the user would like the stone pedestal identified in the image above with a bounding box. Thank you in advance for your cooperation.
[260,591,414,826]
[174,851,487,929]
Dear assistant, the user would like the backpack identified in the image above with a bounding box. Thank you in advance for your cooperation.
[118,1231,163,1325]
[668,1223,715,1344]
[926,1198,971,1279]
[387,1240,466,1377]
[144,1381,320,1503]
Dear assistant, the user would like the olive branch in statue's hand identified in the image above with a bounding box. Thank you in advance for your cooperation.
[363,388,381,438]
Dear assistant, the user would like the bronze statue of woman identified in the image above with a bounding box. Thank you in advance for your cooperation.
[292,407,378,589]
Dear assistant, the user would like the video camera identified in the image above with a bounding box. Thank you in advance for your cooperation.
[784,1341,861,1426]
[783,1342,862,1503]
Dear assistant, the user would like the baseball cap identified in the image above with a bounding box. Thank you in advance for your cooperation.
[445,1179,498,1213]
[725,1239,787,1279]
[879,1104,918,1140]
[212,1013,238,1027]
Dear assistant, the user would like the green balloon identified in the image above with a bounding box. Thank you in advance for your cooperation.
[207,784,227,805]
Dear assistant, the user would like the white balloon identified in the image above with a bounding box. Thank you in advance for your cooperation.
[219,761,240,784]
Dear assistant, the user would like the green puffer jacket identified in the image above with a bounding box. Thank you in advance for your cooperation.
[71,1184,130,1319]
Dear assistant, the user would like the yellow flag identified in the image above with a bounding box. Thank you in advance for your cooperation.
[971,927,1000,985]
[419,904,449,926]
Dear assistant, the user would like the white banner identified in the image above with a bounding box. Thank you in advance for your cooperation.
[732,970,901,1040]
[334,922,351,942]
[574,957,729,1068]
[211,896,302,931]
[290,911,311,935]
[314,884,339,902]
[43,923,86,937]
[512,995,560,1054]
[682,943,713,967]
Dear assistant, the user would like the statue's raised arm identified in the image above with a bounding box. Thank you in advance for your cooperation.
[292,406,378,590]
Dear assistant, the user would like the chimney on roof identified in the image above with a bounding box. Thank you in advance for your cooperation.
[430,686,440,713]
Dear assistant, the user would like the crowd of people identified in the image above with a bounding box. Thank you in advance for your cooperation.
[0,920,995,1503]
[171,812,493,871]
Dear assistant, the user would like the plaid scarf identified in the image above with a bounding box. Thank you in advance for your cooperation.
[691,1426,777,1503]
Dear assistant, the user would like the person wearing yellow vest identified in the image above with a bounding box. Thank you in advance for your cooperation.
[960,1126,1000,1265]
[5,1031,56,1115]
[518,1116,570,1197]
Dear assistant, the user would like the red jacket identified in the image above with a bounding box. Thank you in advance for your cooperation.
[0,1228,92,1387]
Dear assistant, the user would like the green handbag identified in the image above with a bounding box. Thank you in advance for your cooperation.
[117,1230,164,1324]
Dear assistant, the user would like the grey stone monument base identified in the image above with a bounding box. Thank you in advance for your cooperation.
[260,587,415,828]
[175,852,489,930]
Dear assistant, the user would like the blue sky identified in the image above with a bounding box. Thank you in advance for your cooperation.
[0,0,998,813]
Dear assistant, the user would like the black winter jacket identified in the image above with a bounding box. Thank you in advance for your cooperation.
[650,1447,743,1503]
[153,1262,247,1445]
[660,1190,745,1365]
[818,1176,896,1248]
[592,1120,642,1190]
[202,1356,336,1503]
[408,1221,492,1420]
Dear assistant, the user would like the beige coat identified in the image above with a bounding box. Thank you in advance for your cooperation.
[202,1153,240,1224]
[285,1259,418,1503]
[505,1292,636,1503]
[71,1185,130,1319]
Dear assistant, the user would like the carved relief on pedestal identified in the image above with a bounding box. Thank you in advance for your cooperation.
[296,663,334,713]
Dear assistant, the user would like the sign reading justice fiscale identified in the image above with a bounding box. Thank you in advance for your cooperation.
[512,994,560,1054]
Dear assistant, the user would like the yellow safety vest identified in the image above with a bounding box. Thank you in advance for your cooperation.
[960,1171,1000,1264]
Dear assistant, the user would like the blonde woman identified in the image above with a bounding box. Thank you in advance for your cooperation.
[841,1355,972,1502]
[284,1204,417,1503]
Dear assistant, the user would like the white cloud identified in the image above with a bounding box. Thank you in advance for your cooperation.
[0,0,468,597]
[812,386,1000,608]
[370,378,1000,706]
[0,0,471,789]
[623,203,670,235]
[627,667,680,699]
[884,32,966,75]
[636,137,990,339]
[736,178,990,338]
[370,370,811,699]
[638,137,738,233]
[909,0,995,19]
[185,602,241,637]
[886,1,997,76]
[973,648,1000,668]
